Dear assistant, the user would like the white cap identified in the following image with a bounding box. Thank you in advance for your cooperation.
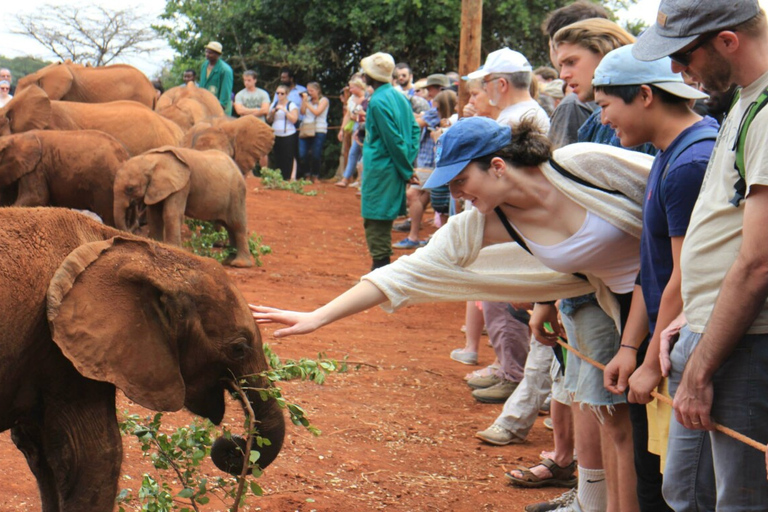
[467,48,532,79]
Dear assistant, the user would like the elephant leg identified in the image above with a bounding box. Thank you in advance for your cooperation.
[146,204,165,241]
[163,194,187,246]
[223,220,253,268]
[12,423,60,512]
[14,174,49,207]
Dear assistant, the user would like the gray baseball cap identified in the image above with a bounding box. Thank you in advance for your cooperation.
[632,0,760,62]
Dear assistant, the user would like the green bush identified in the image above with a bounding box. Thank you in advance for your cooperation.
[258,168,318,196]
[184,220,272,266]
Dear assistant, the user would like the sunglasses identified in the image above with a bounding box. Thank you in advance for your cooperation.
[669,32,719,67]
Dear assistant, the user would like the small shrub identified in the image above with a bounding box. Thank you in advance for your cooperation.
[184,220,271,266]
[258,167,317,196]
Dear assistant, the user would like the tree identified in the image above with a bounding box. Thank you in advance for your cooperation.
[14,5,161,66]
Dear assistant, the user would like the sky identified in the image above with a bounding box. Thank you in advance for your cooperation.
[1,0,766,78]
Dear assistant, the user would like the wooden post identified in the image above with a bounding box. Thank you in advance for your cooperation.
[458,0,482,117]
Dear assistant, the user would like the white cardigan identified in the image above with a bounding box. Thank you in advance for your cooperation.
[363,143,654,330]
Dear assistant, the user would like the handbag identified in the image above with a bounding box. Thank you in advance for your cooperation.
[299,120,316,138]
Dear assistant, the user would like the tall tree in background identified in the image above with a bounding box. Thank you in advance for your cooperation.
[15,5,160,66]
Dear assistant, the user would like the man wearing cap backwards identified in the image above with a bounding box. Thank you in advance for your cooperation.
[634,0,768,507]
[467,48,550,132]
[358,52,420,270]
[593,44,718,512]
[199,41,234,115]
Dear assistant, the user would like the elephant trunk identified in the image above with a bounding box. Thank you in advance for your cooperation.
[113,197,131,231]
[210,379,285,475]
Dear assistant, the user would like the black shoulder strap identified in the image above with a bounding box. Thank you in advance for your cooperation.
[548,158,623,196]
[494,207,588,282]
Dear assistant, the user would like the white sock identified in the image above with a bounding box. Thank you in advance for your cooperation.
[577,466,606,512]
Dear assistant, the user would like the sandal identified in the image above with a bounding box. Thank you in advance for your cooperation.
[505,458,577,488]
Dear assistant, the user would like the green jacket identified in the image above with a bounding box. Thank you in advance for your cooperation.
[361,83,420,220]
[199,58,234,115]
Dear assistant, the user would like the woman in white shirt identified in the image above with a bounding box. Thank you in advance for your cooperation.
[267,84,299,180]
[0,81,12,107]
[298,82,330,183]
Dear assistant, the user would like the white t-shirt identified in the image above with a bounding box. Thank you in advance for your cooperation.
[271,101,299,137]
[681,69,768,333]
[497,99,551,133]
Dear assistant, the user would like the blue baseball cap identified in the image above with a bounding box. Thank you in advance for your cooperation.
[423,116,511,189]
[592,45,707,100]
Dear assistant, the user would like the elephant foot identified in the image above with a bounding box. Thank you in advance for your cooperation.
[226,254,254,268]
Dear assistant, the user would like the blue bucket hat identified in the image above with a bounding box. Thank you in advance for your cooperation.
[423,116,511,189]
[593,45,707,99]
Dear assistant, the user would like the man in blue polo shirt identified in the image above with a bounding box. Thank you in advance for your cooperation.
[593,44,718,512]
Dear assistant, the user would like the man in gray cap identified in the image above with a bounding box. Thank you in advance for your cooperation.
[199,41,234,115]
[634,1,768,508]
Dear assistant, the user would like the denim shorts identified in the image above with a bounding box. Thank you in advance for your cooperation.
[561,299,626,408]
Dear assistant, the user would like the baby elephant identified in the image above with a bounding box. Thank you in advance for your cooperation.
[113,146,253,267]
[0,130,130,225]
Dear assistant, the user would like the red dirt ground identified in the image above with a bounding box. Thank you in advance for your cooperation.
[0,177,566,511]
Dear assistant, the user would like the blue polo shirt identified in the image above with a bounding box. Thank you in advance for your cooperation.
[640,116,719,332]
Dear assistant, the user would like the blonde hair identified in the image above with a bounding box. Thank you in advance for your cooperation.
[434,90,457,120]
[553,18,635,56]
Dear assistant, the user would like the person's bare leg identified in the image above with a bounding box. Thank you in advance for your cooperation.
[463,301,483,352]
[406,189,429,242]
[600,405,639,512]
[572,402,607,512]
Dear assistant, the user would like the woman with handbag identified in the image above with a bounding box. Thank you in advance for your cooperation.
[336,76,367,188]
[267,84,300,181]
[298,82,330,183]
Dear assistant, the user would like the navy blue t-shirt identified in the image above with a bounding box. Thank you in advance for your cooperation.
[640,116,719,332]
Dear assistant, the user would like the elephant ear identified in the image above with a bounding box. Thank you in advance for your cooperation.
[229,117,275,174]
[0,133,42,187]
[143,146,192,205]
[1,86,51,133]
[47,237,187,411]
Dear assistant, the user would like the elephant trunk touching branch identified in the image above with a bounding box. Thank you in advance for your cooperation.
[0,207,285,511]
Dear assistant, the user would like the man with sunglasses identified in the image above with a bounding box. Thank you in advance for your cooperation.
[634,0,768,508]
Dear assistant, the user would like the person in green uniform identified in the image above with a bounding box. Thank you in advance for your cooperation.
[199,41,234,115]
[359,52,420,270]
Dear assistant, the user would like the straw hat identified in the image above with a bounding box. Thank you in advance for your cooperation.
[361,52,395,83]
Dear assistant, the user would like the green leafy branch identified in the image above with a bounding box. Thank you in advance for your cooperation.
[184,220,272,266]
[258,168,318,196]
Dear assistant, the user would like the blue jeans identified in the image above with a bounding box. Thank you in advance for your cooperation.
[343,139,362,180]
[665,325,768,511]
[298,131,327,179]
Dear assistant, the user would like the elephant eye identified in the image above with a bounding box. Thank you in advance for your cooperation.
[229,338,251,360]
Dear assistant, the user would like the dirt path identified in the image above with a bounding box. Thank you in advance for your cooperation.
[0,177,565,511]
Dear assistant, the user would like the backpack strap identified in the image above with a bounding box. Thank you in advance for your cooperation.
[659,126,719,206]
[730,86,768,206]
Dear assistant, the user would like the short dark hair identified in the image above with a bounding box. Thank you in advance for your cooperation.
[395,63,411,73]
[243,70,258,80]
[541,0,610,39]
[184,69,197,77]
[533,66,559,81]
[594,84,689,106]
[280,68,295,79]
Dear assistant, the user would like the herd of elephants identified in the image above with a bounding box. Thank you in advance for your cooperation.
[0,61,285,510]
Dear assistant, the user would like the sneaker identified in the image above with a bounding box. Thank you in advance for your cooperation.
[544,417,554,431]
[392,219,411,232]
[472,380,519,403]
[450,348,478,365]
[392,238,421,249]
[349,180,360,188]
[466,373,502,389]
[476,424,524,446]
[525,488,577,512]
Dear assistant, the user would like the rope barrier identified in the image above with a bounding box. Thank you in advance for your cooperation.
[553,336,767,453]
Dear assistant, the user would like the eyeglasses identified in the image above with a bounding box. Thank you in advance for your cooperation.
[0,88,9,91]
[669,32,718,67]
[482,76,501,88]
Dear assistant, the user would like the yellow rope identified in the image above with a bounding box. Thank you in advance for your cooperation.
[553,336,767,453]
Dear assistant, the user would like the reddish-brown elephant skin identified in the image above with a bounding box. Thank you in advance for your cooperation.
[0,130,130,225]
[0,207,285,512]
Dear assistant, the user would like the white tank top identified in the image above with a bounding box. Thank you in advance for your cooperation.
[304,99,329,133]
[520,211,639,294]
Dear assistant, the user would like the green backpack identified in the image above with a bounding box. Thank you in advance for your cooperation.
[730,86,768,206]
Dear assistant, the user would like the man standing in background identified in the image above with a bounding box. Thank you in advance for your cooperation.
[199,41,234,115]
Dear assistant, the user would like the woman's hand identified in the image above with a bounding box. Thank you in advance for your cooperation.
[249,305,323,337]
[604,347,637,395]
[529,303,562,347]
[463,103,477,117]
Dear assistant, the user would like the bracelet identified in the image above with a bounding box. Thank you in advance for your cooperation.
[620,344,638,351]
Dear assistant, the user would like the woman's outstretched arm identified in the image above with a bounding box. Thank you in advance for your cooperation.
[250,280,388,337]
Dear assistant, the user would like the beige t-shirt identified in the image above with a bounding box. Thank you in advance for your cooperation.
[681,69,768,333]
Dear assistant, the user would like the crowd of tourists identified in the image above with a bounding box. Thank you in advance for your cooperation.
[247,0,768,511]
